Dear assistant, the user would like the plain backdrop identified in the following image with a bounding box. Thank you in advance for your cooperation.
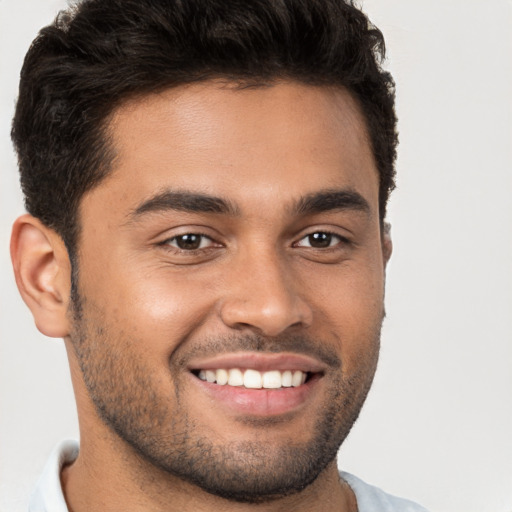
[1,1,511,511]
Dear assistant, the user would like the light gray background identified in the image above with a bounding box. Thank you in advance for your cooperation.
[1,1,511,511]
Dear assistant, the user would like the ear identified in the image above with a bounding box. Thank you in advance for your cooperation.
[10,214,72,338]
[382,221,393,264]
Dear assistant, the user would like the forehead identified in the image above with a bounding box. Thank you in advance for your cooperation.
[91,81,378,217]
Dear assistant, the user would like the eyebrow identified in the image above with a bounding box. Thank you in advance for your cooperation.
[293,189,371,216]
[128,190,240,220]
[127,187,370,222]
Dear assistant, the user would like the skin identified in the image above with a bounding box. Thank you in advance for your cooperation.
[11,80,392,512]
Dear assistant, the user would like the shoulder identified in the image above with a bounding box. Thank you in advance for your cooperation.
[29,440,79,512]
[340,472,430,512]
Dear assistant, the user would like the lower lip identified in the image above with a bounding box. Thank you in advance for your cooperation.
[190,374,321,417]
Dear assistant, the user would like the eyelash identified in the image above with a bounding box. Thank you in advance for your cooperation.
[158,233,217,252]
[293,231,350,249]
[158,230,350,253]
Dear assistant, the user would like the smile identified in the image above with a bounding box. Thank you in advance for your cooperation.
[196,368,308,389]
[187,352,327,416]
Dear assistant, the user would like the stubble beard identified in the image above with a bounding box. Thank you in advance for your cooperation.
[68,291,381,504]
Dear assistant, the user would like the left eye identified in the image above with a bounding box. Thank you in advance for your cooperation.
[295,232,343,249]
[165,234,214,250]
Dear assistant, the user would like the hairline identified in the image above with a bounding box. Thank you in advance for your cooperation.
[72,75,379,236]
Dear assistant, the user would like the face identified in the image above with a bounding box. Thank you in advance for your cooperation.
[69,81,388,502]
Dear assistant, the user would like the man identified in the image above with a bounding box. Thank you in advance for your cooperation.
[9,0,428,510]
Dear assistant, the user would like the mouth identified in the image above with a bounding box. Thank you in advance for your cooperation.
[193,368,310,389]
[187,353,326,417]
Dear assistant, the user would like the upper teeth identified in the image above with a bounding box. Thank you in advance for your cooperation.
[197,369,307,389]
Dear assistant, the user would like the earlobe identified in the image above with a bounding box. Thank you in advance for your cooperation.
[382,221,393,264]
[10,214,72,338]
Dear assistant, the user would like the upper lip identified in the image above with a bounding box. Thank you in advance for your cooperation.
[187,352,327,374]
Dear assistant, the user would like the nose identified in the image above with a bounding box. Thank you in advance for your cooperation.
[219,249,313,337]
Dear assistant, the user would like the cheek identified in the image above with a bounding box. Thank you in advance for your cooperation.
[302,255,385,321]
[77,256,220,360]
[299,255,385,362]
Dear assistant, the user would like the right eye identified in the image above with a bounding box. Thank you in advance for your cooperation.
[163,233,215,251]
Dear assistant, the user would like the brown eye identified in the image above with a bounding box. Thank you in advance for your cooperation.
[166,234,212,250]
[308,232,332,248]
[296,232,341,249]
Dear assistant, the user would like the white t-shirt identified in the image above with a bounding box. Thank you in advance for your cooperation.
[29,440,429,512]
